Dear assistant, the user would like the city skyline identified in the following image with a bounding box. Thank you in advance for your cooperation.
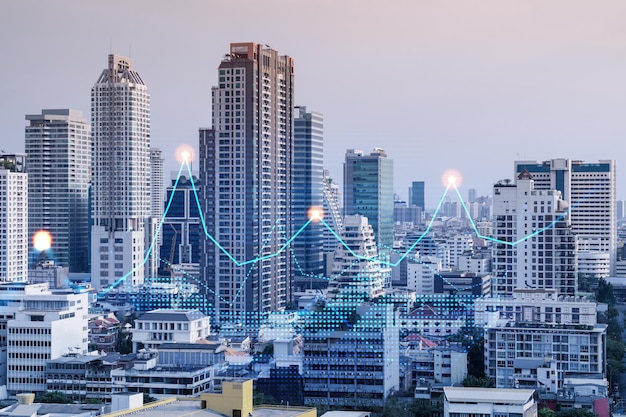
[2,1,626,206]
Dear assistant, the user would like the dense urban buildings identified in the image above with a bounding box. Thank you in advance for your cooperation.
[90,54,151,291]
[343,148,394,248]
[199,42,294,322]
[25,109,91,272]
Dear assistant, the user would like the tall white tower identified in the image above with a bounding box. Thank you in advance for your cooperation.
[91,54,151,291]
[25,109,91,272]
[0,155,27,282]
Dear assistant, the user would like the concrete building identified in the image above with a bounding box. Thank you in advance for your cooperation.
[145,148,164,279]
[25,109,91,273]
[293,106,325,290]
[401,334,467,386]
[91,54,151,291]
[327,215,386,301]
[199,42,294,322]
[344,148,394,249]
[303,303,399,407]
[409,181,425,211]
[492,172,577,296]
[478,290,607,391]
[131,309,210,352]
[7,291,89,394]
[515,159,617,275]
[443,387,537,417]
[0,156,27,282]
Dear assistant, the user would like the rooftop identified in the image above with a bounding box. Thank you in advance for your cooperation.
[444,387,534,404]
[136,309,206,322]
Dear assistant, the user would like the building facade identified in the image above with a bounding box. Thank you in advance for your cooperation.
[25,109,91,272]
[515,159,616,275]
[293,106,325,289]
[91,54,151,291]
[409,181,425,210]
[0,157,28,282]
[199,42,294,322]
[344,148,394,249]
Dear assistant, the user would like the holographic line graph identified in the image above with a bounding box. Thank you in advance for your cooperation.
[104,159,575,294]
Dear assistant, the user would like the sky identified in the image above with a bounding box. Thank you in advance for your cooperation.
[2,0,626,207]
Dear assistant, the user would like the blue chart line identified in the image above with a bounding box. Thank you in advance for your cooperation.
[105,159,573,295]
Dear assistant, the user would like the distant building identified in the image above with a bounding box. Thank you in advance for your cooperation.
[88,313,121,352]
[344,148,394,248]
[409,181,425,210]
[25,109,91,272]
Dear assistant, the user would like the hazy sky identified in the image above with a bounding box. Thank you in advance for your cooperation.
[2,0,626,206]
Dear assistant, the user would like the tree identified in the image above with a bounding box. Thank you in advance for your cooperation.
[538,408,556,417]
[462,375,494,388]
[555,409,596,417]
[35,391,72,404]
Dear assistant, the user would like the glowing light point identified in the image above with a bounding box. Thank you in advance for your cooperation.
[33,230,52,252]
[175,144,195,164]
[307,206,324,222]
[441,169,463,188]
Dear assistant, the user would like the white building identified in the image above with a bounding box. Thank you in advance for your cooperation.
[131,309,210,351]
[515,159,617,275]
[457,252,491,275]
[25,109,91,273]
[327,215,387,301]
[322,171,344,254]
[446,235,473,268]
[406,256,441,294]
[7,291,89,394]
[443,387,537,417]
[577,250,611,279]
[0,158,27,283]
[144,148,164,279]
[492,172,577,296]
[91,54,151,291]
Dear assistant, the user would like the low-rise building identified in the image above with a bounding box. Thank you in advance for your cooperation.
[131,309,210,352]
[443,387,537,417]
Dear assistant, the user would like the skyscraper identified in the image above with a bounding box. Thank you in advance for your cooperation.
[514,159,616,274]
[409,181,425,210]
[0,155,27,282]
[293,106,325,290]
[90,54,151,291]
[199,42,294,322]
[344,148,394,248]
[25,109,91,272]
[145,147,164,278]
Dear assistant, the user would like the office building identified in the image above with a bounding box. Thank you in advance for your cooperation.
[159,173,202,277]
[25,109,91,272]
[321,170,343,253]
[144,148,164,278]
[492,172,577,296]
[344,148,394,248]
[515,159,616,274]
[199,42,294,321]
[409,181,425,210]
[91,54,151,291]
[0,156,28,282]
[293,106,325,289]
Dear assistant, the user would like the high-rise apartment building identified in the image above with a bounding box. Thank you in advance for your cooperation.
[145,147,164,278]
[150,148,164,220]
[0,155,28,282]
[321,170,343,253]
[199,43,294,322]
[492,171,577,296]
[409,181,425,210]
[515,159,616,274]
[293,106,325,289]
[344,148,394,248]
[25,109,91,272]
[90,54,151,291]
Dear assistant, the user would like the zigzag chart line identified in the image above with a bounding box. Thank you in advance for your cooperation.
[104,159,574,300]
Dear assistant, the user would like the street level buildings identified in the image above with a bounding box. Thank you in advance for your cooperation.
[91,54,151,291]
[199,42,294,321]
[25,109,91,272]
